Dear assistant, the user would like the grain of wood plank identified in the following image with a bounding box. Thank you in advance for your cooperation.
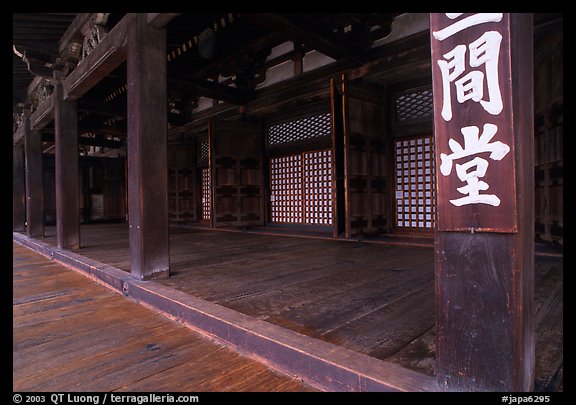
[26,224,563,390]
[12,242,315,392]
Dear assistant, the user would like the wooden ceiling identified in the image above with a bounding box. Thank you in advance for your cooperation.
[13,13,562,140]
[13,13,78,109]
[14,13,400,138]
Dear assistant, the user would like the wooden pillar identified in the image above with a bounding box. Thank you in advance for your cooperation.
[23,110,44,238]
[126,13,170,280]
[54,73,80,250]
[13,144,26,232]
[430,13,534,391]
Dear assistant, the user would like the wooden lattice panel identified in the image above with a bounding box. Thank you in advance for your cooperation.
[394,88,433,122]
[199,139,209,160]
[270,155,303,223]
[267,113,331,146]
[395,136,435,229]
[202,167,211,220]
[303,150,332,225]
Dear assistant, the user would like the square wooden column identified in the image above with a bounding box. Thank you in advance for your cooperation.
[13,144,26,232]
[126,13,170,280]
[430,13,534,391]
[54,73,80,250]
[23,110,44,238]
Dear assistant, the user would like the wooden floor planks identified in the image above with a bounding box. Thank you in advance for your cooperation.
[25,223,563,391]
[13,243,316,392]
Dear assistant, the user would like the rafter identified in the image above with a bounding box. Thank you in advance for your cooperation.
[41,132,124,148]
[169,74,251,105]
[244,13,367,65]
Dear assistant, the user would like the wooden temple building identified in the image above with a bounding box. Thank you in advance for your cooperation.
[12,13,563,392]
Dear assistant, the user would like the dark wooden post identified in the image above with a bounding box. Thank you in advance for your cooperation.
[126,13,170,280]
[54,72,80,250]
[23,110,44,238]
[430,13,534,391]
[13,144,26,232]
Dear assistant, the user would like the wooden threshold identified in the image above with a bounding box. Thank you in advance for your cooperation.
[176,223,435,248]
[13,231,439,392]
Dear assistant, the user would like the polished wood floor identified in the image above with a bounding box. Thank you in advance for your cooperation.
[35,223,562,391]
[13,242,317,392]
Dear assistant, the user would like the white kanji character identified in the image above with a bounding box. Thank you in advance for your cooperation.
[469,31,503,115]
[450,157,501,206]
[432,13,503,41]
[437,45,466,121]
[440,123,510,207]
[436,31,503,121]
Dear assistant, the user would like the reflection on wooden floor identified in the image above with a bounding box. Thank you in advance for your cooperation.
[38,223,562,391]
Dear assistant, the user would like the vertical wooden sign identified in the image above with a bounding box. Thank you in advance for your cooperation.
[431,13,517,232]
[431,13,534,391]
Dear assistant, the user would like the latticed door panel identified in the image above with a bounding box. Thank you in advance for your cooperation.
[270,155,303,223]
[303,150,332,225]
[269,150,332,225]
[394,135,435,229]
[201,167,211,220]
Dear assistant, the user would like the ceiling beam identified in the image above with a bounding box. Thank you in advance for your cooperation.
[147,13,182,28]
[191,31,286,79]
[78,99,126,116]
[169,74,251,105]
[58,13,94,56]
[30,94,54,130]
[63,14,131,101]
[41,132,124,148]
[244,13,367,65]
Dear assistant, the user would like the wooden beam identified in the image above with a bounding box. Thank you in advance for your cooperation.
[169,74,250,105]
[348,31,430,81]
[78,99,126,116]
[245,13,367,65]
[13,145,26,232]
[191,31,285,80]
[13,125,25,146]
[126,13,170,280]
[146,13,181,28]
[58,13,94,56]
[54,73,80,250]
[23,110,44,238]
[41,132,124,149]
[29,94,54,131]
[63,14,131,102]
[26,76,45,99]
[430,13,534,391]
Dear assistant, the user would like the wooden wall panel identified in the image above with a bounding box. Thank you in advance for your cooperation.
[13,145,26,231]
[103,157,126,220]
[24,113,45,238]
[533,27,563,245]
[210,119,263,227]
[342,76,388,238]
[168,141,197,222]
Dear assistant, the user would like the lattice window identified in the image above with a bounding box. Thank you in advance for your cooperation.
[199,139,209,160]
[304,150,332,225]
[270,150,332,225]
[394,88,433,122]
[267,113,332,146]
[202,168,211,220]
[270,155,303,223]
[395,136,435,229]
